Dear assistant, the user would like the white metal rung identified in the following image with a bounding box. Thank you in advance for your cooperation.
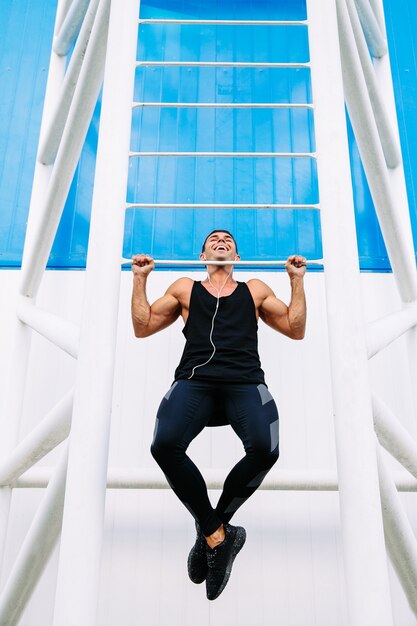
[123,259,323,267]
[129,151,316,158]
[135,61,310,68]
[132,101,314,109]
[138,19,308,26]
[125,203,320,209]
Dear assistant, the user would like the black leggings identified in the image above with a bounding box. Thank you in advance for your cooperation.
[150,380,279,536]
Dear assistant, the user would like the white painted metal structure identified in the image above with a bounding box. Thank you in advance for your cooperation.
[1,0,417,624]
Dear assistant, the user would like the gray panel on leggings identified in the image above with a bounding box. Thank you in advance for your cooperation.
[270,419,279,452]
[247,469,269,489]
[257,384,273,406]
[152,418,159,445]
[164,381,178,401]
[223,496,247,515]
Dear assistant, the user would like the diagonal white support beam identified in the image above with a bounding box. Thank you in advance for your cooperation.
[54,0,76,34]
[0,446,68,626]
[40,0,101,165]
[16,297,79,359]
[368,0,384,29]
[0,0,69,576]
[369,0,417,420]
[0,390,73,486]
[54,0,91,56]
[366,302,417,358]
[377,445,417,616]
[20,0,109,299]
[337,0,417,303]
[373,394,417,480]
[346,0,400,168]
[353,0,387,57]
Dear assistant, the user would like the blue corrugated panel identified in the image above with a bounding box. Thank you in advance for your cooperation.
[1,0,415,271]
[383,0,417,265]
[0,0,57,267]
[125,0,320,265]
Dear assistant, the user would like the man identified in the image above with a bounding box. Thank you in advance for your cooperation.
[131,230,306,600]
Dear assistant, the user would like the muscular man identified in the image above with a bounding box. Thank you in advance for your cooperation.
[131,230,306,600]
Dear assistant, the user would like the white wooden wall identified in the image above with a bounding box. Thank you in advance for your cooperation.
[0,269,416,625]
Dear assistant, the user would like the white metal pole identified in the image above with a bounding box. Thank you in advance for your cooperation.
[370,0,417,423]
[54,0,91,56]
[52,0,140,623]
[366,303,417,358]
[373,394,417,479]
[337,0,417,304]
[16,298,80,358]
[0,446,68,626]
[11,466,417,492]
[54,0,75,33]
[126,202,320,209]
[123,259,323,267]
[40,0,101,165]
[136,61,310,68]
[138,19,307,25]
[129,151,315,158]
[376,445,417,616]
[368,0,384,29]
[0,390,73,486]
[16,297,80,357]
[346,0,400,168]
[353,0,387,57]
[0,0,69,571]
[307,0,394,624]
[20,0,109,299]
[132,102,314,109]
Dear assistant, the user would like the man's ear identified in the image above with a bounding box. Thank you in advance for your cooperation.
[200,252,206,261]
[235,255,241,261]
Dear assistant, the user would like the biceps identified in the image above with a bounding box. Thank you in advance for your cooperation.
[260,297,292,335]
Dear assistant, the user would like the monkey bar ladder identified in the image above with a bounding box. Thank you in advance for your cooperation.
[1,0,417,624]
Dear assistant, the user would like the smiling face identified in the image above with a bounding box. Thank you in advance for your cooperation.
[200,230,240,262]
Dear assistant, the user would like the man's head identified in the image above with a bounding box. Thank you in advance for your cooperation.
[200,230,240,263]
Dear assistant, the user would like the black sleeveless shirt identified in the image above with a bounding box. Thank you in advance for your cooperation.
[174,281,266,385]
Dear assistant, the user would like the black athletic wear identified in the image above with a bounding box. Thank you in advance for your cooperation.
[174,282,266,396]
[150,279,279,541]
[151,379,279,536]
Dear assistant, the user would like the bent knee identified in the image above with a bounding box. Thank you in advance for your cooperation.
[250,444,279,469]
[150,436,184,464]
[265,446,279,468]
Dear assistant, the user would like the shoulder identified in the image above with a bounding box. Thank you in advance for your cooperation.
[166,277,194,299]
[246,278,274,299]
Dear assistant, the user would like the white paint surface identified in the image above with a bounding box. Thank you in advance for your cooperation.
[0,269,416,624]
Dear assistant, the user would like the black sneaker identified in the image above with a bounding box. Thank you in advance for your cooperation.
[187,522,208,584]
[205,523,246,600]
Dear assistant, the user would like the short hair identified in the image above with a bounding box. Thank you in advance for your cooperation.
[201,230,238,254]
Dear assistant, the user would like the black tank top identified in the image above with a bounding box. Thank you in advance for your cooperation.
[174,281,266,385]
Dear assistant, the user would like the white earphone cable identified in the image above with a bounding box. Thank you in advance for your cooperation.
[187,268,233,380]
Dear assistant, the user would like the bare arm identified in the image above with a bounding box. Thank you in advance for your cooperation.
[255,255,307,340]
[131,254,182,338]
